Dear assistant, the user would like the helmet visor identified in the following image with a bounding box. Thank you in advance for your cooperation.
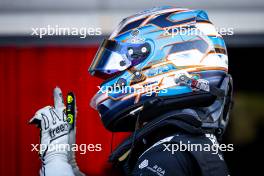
[89,39,151,78]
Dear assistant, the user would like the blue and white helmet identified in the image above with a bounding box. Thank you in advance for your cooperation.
[89,6,233,134]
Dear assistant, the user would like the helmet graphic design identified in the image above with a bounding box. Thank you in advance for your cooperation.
[89,6,233,134]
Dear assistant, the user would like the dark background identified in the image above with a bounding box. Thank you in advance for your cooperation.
[223,41,264,176]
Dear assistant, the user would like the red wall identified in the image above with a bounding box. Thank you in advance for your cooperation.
[0,46,129,176]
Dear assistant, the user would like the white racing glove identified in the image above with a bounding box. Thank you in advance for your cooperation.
[29,87,85,176]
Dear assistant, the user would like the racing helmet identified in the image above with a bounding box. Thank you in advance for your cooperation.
[89,6,233,134]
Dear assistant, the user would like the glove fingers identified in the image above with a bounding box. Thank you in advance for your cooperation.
[54,87,65,110]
